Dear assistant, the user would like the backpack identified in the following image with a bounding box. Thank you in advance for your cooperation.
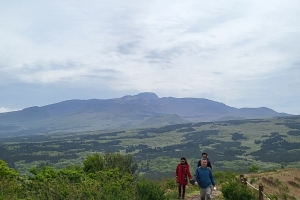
[195,167,211,182]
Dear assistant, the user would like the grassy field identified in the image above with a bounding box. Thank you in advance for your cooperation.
[0,115,299,177]
[245,168,300,200]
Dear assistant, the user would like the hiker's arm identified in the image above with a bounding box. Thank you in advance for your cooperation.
[193,168,198,181]
[187,166,192,180]
[175,165,179,178]
[209,171,216,186]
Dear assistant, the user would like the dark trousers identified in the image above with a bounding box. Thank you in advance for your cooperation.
[178,184,186,198]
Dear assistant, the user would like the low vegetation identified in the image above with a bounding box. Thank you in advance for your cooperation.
[1,115,300,199]
[221,178,258,199]
[1,115,300,178]
[2,154,300,200]
[244,168,300,200]
[0,153,172,200]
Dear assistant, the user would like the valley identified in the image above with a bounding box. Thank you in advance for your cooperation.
[1,115,299,178]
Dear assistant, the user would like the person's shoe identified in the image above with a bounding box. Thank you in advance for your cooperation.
[177,195,181,199]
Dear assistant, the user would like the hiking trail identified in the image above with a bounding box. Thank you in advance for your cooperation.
[187,190,221,200]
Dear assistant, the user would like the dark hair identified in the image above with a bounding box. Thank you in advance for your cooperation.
[197,160,201,167]
[197,158,207,167]
[202,152,208,156]
[180,157,188,165]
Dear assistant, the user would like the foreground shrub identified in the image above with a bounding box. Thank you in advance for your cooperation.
[83,153,138,175]
[221,178,258,200]
[214,170,238,184]
[21,165,136,200]
[83,153,104,173]
[0,160,19,199]
[136,178,168,200]
[0,155,172,200]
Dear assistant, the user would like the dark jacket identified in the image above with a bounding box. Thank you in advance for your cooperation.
[207,158,212,169]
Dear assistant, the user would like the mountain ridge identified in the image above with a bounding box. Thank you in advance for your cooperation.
[0,92,290,137]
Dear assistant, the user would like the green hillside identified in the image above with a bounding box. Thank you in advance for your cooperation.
[0,115,299,178]
[0,93,289,138]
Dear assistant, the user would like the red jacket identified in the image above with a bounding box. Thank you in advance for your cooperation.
[175,163,192,185]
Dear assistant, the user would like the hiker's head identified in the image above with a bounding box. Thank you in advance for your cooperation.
[202,152,208,158]
[201,158,208,167]
[180,157,188,165]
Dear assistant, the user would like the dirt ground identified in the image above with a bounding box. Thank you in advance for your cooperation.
[187,190,222,200]
[187,168,300,199]
[246,168,300,199]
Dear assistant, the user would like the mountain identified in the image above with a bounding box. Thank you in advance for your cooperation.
[0,92,290,137]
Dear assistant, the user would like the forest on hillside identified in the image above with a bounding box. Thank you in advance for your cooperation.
[0,116,300,179]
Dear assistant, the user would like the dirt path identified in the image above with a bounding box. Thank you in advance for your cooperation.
[187,190,222,200]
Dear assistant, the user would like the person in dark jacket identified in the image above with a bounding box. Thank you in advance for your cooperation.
[175,157,192,199]
[201,152,212,169]
[194,158,216,200]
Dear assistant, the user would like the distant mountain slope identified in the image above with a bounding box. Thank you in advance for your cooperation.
[0,92,290,137]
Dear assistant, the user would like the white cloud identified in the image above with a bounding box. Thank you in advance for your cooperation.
[0,0,300,114]
[0,107,18,113]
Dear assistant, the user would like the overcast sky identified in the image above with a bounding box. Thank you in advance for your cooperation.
[0,0,300,114]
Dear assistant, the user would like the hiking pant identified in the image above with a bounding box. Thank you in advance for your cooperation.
[200,186,211,200]
[177,184,186,198]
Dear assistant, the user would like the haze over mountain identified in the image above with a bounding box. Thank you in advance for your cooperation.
[0,93,290,137]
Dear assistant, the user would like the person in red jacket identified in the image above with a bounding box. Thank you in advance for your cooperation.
[175,157,192,199]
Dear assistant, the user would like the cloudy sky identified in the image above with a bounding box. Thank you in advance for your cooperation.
[1,0,299,114]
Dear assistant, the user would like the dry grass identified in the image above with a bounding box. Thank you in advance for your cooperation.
[245,168,300,199]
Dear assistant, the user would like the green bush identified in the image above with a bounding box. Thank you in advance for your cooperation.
[248,165,259,173]
[0,155,173,200]
[83,153,104,173]
[23,163,136,200]
[0,160,19,199]
[104,152,138,175]
[160,177,177,190]
[136,178,168,200]
[221,178,258,200]
[0,160,18,178]
[83,153,138,175]
[214,170,238,184]
[93,168,135,200]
